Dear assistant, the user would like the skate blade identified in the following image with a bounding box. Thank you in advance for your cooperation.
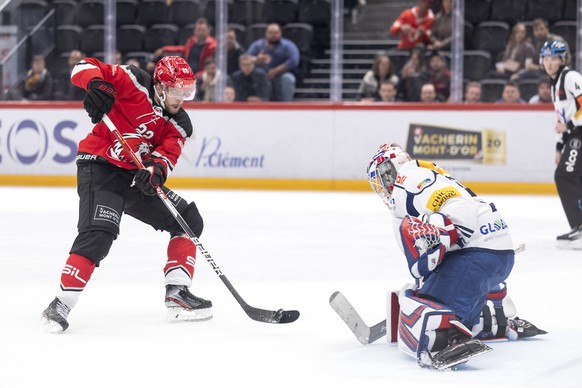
[556,239,582,250]
[167,307,213,322]
[434,345,493,370]
[41,317,66,334]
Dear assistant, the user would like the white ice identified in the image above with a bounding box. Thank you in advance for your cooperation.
[0,187,580,388]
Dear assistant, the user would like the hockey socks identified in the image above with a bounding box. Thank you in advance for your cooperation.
[164,235,196,287]
[56,253,96,310]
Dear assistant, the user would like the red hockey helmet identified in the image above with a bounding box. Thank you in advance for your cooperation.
[154,56,196,101]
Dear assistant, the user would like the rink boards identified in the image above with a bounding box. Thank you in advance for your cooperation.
[0,102,557,194]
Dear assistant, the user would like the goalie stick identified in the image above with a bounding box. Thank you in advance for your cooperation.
[102,115,299,324]
[330,243,527,343]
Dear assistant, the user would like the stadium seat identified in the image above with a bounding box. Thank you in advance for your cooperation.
[472,21,510,56]
[19,0,48,31]
[264,0,298,24]
[124,51,154,69]
[463,50,492,81]
[116,0,138,26]
[563,0,576,21]
[80,25,105,55]
[202,0,234,22]
[490,0,526,24]
[144,24,179,52]
[245,23,267,47]
[137,0,170,26]
[525,0,564,23]
[518,79,539,101]
[228,23,246,46]
[464,0,491,25]
[232,0,265,25]
[55,25,82,53]
[298,0,330,27]
[169,0,202,27]
[386,50,411,75]
[282,23,313,55]
[77,0,104,27]
[117,25,146,54]
[52,0,77,26]
[480,79,506,102]
[464,22,474,50]
[551,21,577,52]
[179,23,196,45]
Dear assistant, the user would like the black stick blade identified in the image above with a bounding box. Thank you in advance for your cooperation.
[246,307,300,324]
[277,309,300,324]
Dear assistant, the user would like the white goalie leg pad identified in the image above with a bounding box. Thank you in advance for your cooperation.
[397,283,465,360]
[472,284,518,340]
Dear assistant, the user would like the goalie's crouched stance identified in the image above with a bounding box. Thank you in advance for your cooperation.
[42,164,211,333]
[396,215,546,369]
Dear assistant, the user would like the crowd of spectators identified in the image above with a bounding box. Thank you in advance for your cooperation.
[12,0,565,104]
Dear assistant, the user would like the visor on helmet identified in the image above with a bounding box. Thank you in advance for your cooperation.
[164,80,196,101]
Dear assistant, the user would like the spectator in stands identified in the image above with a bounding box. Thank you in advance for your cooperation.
[231,54,270,102]
[196,57,222,102]
[227,28,246,76]
[22,55,53,101]
[495,23,536,80]
[155,17,217,76]
[528,76,552,104]
[390,0,435,49]
[495,81,526,104]
[53,50,85,101]
[356,51,400,102]
[376,80,399,102]
[419,83,439,103]
[224,86,236,103]
[417,50,450,101]
[428,0,452,51]
[464,81,482,103]
[397,47,425,101]
[247,23,299,102]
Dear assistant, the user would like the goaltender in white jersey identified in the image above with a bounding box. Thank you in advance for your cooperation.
[364,144,546,369]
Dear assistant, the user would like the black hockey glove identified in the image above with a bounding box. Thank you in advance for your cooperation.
[133,159,167,196]
[84,79,116,124]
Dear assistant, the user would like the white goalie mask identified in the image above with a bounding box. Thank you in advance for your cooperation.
[367,143,411,205]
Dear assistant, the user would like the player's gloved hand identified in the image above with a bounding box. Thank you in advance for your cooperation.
[133,159,167,196]
[420,212,459,247]
[84,79,117,124]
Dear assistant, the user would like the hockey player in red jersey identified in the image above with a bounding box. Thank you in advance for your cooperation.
[42,56,211,333]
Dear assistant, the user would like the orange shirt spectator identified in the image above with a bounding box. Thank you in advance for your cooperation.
[390,0,435,49]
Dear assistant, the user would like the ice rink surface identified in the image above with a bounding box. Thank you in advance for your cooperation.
[0,187,580,388]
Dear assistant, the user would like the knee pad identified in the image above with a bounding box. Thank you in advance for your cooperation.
[397,284,472,361]
[472,284,517,340]
[170,202,204,238]
[70,230,115,266]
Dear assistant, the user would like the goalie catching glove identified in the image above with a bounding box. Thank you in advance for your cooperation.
[134,159,167,196]
[400,213,459,279]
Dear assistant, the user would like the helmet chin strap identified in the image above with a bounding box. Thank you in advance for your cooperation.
[154,83,168,110]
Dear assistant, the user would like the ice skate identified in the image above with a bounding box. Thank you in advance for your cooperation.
[508,317,547,339]
[165,285,213,322]
[556,225,582,250]
[41,297,70,333]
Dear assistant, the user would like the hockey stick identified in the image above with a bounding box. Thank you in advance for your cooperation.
[102,115,299,324]
[330,243,527,343]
